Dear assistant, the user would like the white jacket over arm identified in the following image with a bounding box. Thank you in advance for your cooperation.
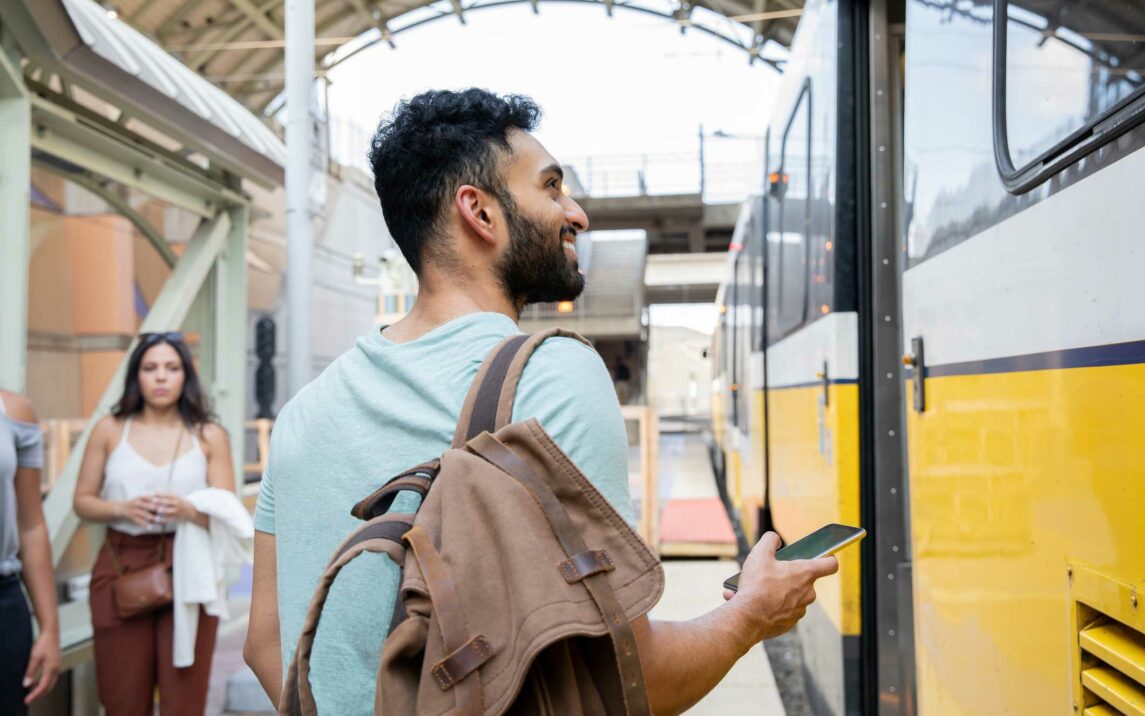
[173,487,254,667]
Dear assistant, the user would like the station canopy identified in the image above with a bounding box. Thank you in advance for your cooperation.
[107,0,805,114]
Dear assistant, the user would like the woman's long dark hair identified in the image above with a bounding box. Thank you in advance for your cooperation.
[111,335,214,427]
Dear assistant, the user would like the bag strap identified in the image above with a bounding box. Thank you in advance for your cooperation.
[451,328,592,449]
[404,526,489,714]
[280,514,413,716]
[466,432,652,716]
[107,427,184,575]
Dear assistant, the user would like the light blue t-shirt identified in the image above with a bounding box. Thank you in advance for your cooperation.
[254,312,635,715]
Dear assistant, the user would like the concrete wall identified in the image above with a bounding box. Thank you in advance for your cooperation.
[21,164,393,424]
[647,324,712,418]
[243,166,395,418]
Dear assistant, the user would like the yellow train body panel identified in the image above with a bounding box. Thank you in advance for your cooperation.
[746,388,766,502]
[907,363,1145,715]
[767,383,862,636]
[711,390,725,451]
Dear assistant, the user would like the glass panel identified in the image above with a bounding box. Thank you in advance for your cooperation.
[777,92,811,337]
[736,244,752,428]
[1005,0,1145,167]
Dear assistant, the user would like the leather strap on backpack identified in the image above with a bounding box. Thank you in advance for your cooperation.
[451,329,593,449]
[467,432,652,716]
[280,514,413,716]
[404,526,489,715]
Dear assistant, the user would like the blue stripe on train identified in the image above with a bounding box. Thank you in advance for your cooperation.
[917,338,1145,379]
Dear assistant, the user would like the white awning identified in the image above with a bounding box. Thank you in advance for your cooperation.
[2,0,286,187]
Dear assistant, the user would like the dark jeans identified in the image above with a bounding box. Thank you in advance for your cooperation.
[0,573,32,716]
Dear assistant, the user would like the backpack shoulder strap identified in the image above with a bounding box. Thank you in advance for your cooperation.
[451,328,591,448]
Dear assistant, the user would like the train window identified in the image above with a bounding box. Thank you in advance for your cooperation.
[729,257,740,426]
[751,197,766,353]
[993,0,1145,193]
[774,80,812,337]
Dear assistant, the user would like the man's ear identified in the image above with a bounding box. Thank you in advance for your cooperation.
[455,185,498,245]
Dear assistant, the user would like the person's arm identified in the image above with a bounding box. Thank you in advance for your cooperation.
[7,395,60,704]
[632,532,838,715]
[160,423,236,528]
[73,417,154,529]
[514,341,838,713]
[244,530,282,707]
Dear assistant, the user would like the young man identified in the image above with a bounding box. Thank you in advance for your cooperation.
[244,89,837,715]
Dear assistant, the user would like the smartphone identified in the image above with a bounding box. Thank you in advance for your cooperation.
[722,524,866,592]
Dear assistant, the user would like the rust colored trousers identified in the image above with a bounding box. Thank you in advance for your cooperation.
[90,529,218,716]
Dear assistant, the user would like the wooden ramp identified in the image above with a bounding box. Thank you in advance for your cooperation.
[659,497,738,558]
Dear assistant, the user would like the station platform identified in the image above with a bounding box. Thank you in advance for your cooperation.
[203,428,783,714]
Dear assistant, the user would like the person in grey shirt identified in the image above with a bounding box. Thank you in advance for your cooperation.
[0,390,59,713]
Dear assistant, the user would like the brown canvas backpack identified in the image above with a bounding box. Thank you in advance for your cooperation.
[281,329,665,715]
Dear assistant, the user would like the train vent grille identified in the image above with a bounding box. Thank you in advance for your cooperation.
[1079,614,1145,716]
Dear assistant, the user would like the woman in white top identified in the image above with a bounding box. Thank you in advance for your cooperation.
[74,333,235,716]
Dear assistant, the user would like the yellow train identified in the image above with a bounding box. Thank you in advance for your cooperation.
[710,0,1145,714]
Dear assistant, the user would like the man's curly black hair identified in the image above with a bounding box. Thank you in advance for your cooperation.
[367,88,542,275]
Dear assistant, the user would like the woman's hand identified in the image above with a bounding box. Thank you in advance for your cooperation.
[23,630,60,704]
[154,494,205,526]
[118,495,161,530]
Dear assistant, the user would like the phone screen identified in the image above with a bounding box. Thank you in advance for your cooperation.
[723,524,865,592]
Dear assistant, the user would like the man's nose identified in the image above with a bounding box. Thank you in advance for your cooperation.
[562,196,589,233]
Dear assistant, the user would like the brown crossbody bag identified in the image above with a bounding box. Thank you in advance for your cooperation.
[108,428,182,620]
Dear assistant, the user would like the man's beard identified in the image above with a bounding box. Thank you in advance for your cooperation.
[496,195,585,306]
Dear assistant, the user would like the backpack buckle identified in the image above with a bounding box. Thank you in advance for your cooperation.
[559,550,616,584]
[431,635,495,690]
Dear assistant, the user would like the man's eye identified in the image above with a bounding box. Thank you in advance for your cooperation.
[548,179,559,189]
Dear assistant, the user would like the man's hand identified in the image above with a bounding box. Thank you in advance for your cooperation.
[721,531,839,645]
[23,631,60,704]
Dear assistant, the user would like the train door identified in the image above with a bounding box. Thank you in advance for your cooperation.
[859,0,915,714]
[762,2,863,713]
[899,1,1145,712]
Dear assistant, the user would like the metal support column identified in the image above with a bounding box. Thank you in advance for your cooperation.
[215,204,250,484]
[0,41,30,392]
[285,0,314,396]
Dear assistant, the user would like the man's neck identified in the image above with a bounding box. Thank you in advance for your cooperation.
[381,272,518,344]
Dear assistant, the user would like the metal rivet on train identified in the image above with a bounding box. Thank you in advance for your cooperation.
[883,259,890,265]
[885,315,892,322]
[891,487,897,494]
[889,686,897,694]
[888,574,895,580]
[1132,592,1138,608]
[889,629,895,637]
[889,430,895,437]
[886,373,893,379]
[892,546,899,552]
[876,33,882,40]
[881,202,888,208]
[877,89,884,96]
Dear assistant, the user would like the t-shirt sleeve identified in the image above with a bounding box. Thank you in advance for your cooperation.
[512,337,638,528]
[15,423,43,470]
[253,418,279,534]
[254,467,275,534]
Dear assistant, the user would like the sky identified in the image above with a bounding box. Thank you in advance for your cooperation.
[324,3,781,183]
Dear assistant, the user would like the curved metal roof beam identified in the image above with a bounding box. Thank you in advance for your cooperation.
[261,0,784,116]
[325,0,784,74]
[33,158,179,268]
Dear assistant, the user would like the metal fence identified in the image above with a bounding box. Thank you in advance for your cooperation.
[328,117,765,204]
